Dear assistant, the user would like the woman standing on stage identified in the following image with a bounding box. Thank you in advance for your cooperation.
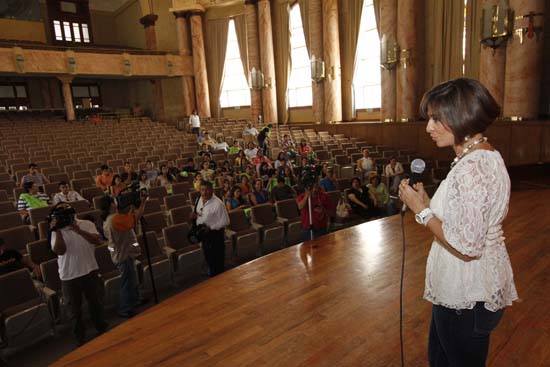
[399,78,517,367]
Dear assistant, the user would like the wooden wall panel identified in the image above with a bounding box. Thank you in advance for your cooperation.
[509,124,542,166]
[486,123,512,165]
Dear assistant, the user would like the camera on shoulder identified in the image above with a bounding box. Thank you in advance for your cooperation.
[47,203,76,231]
[117,182,148,210]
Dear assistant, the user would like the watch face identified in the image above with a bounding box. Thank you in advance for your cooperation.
[415,213,423,224]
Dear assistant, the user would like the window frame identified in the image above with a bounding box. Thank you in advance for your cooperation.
[47,0,93,45]
[287,3,313,108]
[0,83,30,110]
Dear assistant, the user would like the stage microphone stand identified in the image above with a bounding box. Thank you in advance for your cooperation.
[139,216,159,305]
[308,194,313,241]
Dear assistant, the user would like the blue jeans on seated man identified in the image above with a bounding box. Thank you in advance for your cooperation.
[116,257,139,316]
[428,302,504,367]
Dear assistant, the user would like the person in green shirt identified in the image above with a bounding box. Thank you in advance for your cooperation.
[367,173,397,216]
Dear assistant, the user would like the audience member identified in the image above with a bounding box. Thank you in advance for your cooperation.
[385,157,404,193]
[249,179,270,206]
[357,148,376,183]
[144,161,159,183]
[52,181,86,204]
[244,142,258,161]
[193,173,203,191]
[20,163,50,188]
[50,204,107,345]
[110,174,126,197]
[167,160,180,178]
[198,143,212,158]
[271,177,295,202]
[156,164,175,192]
[242,122,259,138]
[234,150,249,170]
[283,166,297,186]
[367,173,396,216]
[17,181,50,217]
[203,155,217,170]
[225,186,247,211]
[202,131,217,149]
[182,158,197,174]
[239,175,253,195]
[96,165,113,191]
[189,109,200,136]
[347,177,378,219]
[214,137,229,152]
[252,149,272,166]
[319,167,338,192]
[257,127,270,157]
[199,161,215,182]
[138,171,150,192]
[0,238,41,278]
[274,152,293,170]
[121,162,138,184]
[298,139,312,158]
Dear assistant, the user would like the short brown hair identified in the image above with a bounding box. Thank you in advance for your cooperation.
[420,78,500,144]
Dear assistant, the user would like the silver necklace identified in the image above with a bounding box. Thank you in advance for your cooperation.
[451,136,488,169]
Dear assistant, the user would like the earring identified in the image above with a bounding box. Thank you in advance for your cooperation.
[464,135,470,142]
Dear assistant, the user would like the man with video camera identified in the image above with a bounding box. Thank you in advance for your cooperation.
[99,186,146,318]
[191,181,229,277]
[49,203,107,346]
[297,175,335,241]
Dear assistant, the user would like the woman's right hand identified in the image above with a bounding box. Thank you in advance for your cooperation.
[412,182,430,206]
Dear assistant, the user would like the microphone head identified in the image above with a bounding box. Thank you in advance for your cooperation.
[410,158,426,174]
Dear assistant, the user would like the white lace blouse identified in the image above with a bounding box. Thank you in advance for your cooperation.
[425,149,518,311]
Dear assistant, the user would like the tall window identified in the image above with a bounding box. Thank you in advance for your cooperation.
[287,4,312,107]
[220,20,251,108]
[53,20,90,43]
[353,0,381,109]
[48,0,93,45]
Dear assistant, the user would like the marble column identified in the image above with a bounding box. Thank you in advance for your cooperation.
[40,78,52,109]
[310,0,325,123]
[380,0,397,122]
[190,12,211,118]
[322,0,342,123]
[58,76,75,121]
[503,0,544,119]
[480,48,506,110]
[245,1,263,121]
[396,0,419,121]
[257,0,278,124]
[140,14,165,121]
[174,12,196,116]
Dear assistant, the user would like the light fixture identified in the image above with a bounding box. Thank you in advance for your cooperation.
[513,11,544,44]
[249,67,264,90]
[66,51,76,74]
[399,49,412,69]
[123,53,132,76]
[13,47,24,73]
[480,0,512,49]
[310,54,325,83]
[380,34,398,70]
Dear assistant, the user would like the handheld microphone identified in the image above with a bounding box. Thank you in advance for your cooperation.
[401,158,426,213]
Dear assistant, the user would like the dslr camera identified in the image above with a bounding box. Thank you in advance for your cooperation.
[116,182,147,210]
[47,203,76,230]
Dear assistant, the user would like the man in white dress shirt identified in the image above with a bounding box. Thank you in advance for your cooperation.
[192,181,229,276]
[189,109,201,136]
[52,181,87,205]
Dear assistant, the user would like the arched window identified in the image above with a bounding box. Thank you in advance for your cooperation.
[287,4,312,107]
[353,0,381,109]
[220,19,251,108]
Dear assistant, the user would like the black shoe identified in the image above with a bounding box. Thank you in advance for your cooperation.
[96,322,109,335]
[117,310,137,318]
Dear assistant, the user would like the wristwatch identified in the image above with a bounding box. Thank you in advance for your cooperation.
[415,207,434,226]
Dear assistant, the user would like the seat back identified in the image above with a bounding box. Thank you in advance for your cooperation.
[169,205,193,225]
[71,178,93,193]
[250,203,276,226]
[136,231,164,260]
[26,239,56,266]
[142,212,167,236]
[228,210,251,232]
[148,186,168,200]
[68,200,92,213]
[164,194,188,210]
[0,225,36,252]
[0,212,24,230]
[143,198,162,215]
[0,190,8,202]
[29,205,55,226]
[162,223,192,251]
[275,199,300,220]
[0,201,16,215]
[0,181,16,199]
[0,269,41,312]
[40,259,61,292]
[94,244,119,277]
[81,187,105,202]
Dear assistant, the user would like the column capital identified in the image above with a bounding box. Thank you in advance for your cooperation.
[56,75,74,84]
[139,13,158,28]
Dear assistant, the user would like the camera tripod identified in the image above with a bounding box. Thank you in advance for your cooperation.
[139,216,159,305]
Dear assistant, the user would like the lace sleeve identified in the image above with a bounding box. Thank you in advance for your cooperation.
[442,154,497,257]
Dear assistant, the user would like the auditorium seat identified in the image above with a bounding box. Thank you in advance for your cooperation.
[68,200,92,213]
[0,201,16,215]
[274,199,303,246]
[0,180,17,199]
[142,211,168,238]
[71,178,93,193]
[29,205,54,227]
[162,223,203,283]
[94,245,121,309]
[0,225,36,253]
[250,204,285,254]
[143,198,162,215]
[148,186,168,201]
[0,189,9,202]
[26,239,56,266]
[225,210,260,264]
[136,231,173,292]
[164,193,188,211]
[0,212,25,230]
[169,205,193,226]
[40,259,64,322]
[81,187,105,203]
[0,269,54,347]
[49,173,70,183]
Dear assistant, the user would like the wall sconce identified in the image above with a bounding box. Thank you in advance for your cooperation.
[67,58,76,74]
[14,54,24,73]
[513,11,544,44]
[380,34,398,70]
[249,67,264,90]
[399,49,412,69]
[480,0,512,49]
[122,53,132,76]
[167,60,173,75]
[310,54,325,83]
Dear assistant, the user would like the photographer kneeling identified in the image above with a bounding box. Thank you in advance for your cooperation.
[49,203,107,346]
[99,187,146,318]
[191,181,229,277]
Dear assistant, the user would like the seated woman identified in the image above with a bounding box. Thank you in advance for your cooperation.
[274,151,293,171]
[346,177,378,219]
[234,150,249,171]
[283,166,297,186]
[257,161,273,181]
[198,143,212,158]
[138,170,151,192]
[156,164,175,193]
[357,148,376,183]
[298,139,312,158]
[238,175,253,196]
[193,173,203,191]
[199,161,215,182]
[249,179,270,206]
[367,173,397,216]
[385,156,404,193]
[110,174,127,197]
[17,181,50,219]
[225,186,247,212]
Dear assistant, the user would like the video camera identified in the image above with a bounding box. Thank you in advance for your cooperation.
[301,164,322,190]
[47,203,76,231]
[116,182,147,210]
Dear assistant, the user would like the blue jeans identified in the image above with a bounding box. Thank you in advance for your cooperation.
[116,258,139,314]
[428,303,504,367]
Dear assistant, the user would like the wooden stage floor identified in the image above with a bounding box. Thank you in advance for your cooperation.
[52,189,550,367]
